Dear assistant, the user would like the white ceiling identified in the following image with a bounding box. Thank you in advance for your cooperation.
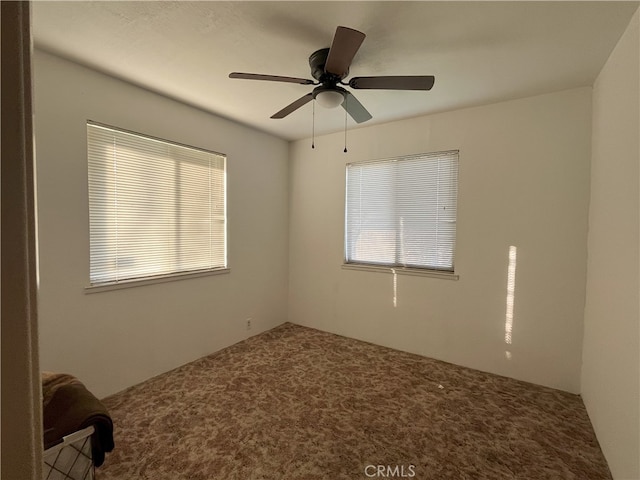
[32,1,638,141]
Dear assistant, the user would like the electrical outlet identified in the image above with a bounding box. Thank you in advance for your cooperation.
[246,318,252,330]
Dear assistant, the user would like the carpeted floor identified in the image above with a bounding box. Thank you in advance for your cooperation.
[99,323,611,480]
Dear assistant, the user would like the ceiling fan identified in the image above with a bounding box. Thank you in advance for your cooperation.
[229,26,435,124]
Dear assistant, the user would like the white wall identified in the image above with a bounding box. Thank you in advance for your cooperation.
[289,88,592,393]
[34,51,289,399]
[582,9,640,480]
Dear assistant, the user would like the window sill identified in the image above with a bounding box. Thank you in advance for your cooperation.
[341,263,459,280]
[85,267,230,294]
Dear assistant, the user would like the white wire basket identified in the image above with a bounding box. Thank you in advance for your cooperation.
[43,426,95,480]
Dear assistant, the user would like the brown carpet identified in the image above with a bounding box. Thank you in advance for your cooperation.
[99,323,611,479]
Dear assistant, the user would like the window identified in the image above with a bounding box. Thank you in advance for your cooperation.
[87,121,227,287]
[344,150,458,272]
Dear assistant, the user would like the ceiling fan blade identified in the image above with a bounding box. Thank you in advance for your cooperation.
[349,76,435,90]
[271,93,314,119]
[324,26,366,77]
[229,72,315,85]
[341,91,372,124]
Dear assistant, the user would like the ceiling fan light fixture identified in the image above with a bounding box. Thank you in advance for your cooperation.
[315,90,344,109]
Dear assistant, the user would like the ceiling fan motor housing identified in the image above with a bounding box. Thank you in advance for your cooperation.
[309,48,347,84]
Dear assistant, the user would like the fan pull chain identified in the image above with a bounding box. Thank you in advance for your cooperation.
[311,100,315,149]
[343,96,348,153]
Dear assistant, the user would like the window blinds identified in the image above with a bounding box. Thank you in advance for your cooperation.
[87,122,226,285]
[345,150,458,271]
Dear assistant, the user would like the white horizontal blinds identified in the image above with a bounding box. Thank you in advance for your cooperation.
[87,122,226,285]
[345,161,396,265]
[345,150,458,271]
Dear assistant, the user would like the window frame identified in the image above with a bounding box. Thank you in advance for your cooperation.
[343,150,459,280]
[85,120,229,292]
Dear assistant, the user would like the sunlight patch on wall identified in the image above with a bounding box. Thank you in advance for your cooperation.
[504,246,517,359]
[392,268,398,308]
